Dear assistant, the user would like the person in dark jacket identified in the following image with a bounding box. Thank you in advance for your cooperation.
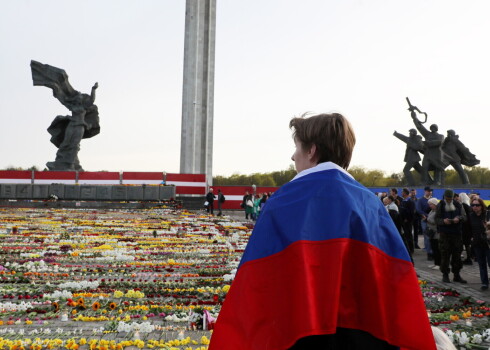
[399,188,415,253]
[384,196,413,264]
[411,188,422,249]
[436,189,467,283]
[390,188,403,207]
[205,188,216,215]
[417,186,434,260]
[469,198,490,290]
[217,189,225,216]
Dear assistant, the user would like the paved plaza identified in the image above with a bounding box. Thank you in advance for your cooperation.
[413,237,490,303]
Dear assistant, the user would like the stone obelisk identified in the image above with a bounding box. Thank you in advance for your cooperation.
[180,0,216,186]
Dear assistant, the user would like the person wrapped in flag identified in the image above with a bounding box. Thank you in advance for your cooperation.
[210,113,435,350]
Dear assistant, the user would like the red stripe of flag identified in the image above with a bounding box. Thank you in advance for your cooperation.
[210,238,435,350]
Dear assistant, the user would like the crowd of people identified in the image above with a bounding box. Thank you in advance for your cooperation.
[204,189,273,220]
[380,186,490,289]
[240,191,272,221]
[206,181,490,292]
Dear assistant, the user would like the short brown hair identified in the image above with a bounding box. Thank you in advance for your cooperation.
[289,113,356,169]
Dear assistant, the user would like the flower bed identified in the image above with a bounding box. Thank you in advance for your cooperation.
[0,208,252,349]
[0,208,488,349]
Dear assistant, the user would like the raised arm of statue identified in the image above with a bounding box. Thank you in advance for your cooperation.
[393,131,409,144]
[411,111,430,138]
[90,82,98,105]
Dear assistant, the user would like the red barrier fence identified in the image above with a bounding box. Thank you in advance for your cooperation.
[210,185,280,210]
[0,171,32,184]
[78,172,120,185]
[122,172,164,185]
[166,173,207,196]
[34,171,76,184]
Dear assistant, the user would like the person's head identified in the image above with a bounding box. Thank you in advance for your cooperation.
[390,188,398,197]
[453,193,460,202]
[430,124,438,132]
[218,189,221,193]
[410,188,417,198]
[245,191,249,195]
[402,188,410,198]
[428,197,439,210]
[209,188,213,193]
[424,186,433,198]
[471,198,486,215]
[444,189,454,204]
[387,195,395,204]
[447,129,456,138]
[409,128,417,137]
[382,197,390,206]
[470,192,480,200]
[289,113,356,172]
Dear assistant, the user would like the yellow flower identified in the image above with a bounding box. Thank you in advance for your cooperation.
[200,336,210,345]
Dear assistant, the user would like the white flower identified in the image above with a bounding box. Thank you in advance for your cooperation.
[458,332,469,345]
[117,321,131,333]
[482,329,490,342]
[138,322,155,333]
[43,290,73,300]
[59,281,100,290]
[471,334,482,344]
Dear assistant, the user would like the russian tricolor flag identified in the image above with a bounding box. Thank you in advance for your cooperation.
[210,163,435,350]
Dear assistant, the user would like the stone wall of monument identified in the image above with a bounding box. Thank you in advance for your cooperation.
[0,184,175,201]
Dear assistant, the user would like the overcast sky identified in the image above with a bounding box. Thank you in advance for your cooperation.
[1,1,489,177]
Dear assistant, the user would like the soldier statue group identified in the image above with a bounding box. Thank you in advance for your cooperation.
[394,98,479,186]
